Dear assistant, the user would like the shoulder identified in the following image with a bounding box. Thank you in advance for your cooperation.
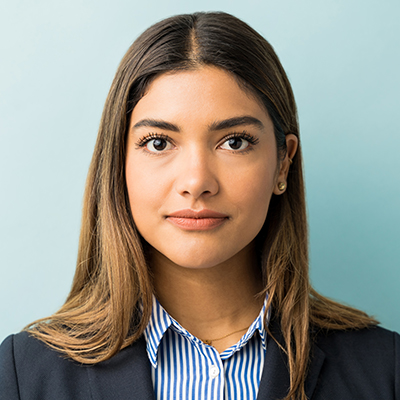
[0,331,90,399]
[310,326,400,398]
[313,325,399,360]
[1,330,64,362]
[0,330,81,370]
[0,332,152,400]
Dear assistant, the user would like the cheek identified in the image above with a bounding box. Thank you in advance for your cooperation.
[125,161,160,218]
[229,162,275,210]
[240,184,272,228]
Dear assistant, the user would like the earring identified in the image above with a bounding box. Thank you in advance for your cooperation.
[288,158,293,165]
[278,182,286,191]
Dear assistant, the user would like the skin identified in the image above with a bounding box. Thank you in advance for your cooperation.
[126,66,297,352]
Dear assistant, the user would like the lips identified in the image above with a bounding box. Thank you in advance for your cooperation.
[166,209,229,231]
[168,209,228,218]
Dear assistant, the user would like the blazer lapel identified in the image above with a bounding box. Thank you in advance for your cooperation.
[86,325,325,400]
[87,336,155,400]
[304,342,325,398]
[257,322,325,400]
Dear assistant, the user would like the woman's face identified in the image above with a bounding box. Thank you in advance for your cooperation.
[126,66,296,269]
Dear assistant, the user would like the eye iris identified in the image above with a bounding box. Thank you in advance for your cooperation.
[228,137,243,150]
[153,139,167,151]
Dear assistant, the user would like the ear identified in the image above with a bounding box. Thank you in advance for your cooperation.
[273,134,298,195]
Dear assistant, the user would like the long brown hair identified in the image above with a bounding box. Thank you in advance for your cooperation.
[27,12,377,400]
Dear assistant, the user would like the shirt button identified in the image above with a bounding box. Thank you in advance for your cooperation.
[210,365,219,378]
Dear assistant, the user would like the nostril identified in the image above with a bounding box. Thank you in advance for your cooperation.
[174,162,219,198]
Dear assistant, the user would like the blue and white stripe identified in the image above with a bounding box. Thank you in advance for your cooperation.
[144,295,268,400]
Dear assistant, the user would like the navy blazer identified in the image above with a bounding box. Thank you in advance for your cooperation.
[0,322,399,399]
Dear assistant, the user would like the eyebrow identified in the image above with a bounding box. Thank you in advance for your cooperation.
[132,119,180,132]
[131,115,264,132]
[208,116,264,131]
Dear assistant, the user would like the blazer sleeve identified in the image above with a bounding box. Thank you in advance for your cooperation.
[0,335,20,400]
[395,331,400,399]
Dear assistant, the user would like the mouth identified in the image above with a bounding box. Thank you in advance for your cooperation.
[166,209,229,231]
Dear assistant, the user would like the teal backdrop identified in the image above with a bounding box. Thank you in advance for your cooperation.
[1,0,399,343]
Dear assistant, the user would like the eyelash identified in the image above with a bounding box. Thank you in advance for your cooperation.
[222,132,259,152]
[135,131,259,154]
[135,132,173,148]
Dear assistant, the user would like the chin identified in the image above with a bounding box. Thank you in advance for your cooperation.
[164,243,251,270]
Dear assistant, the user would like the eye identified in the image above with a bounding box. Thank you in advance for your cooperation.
[220,137,250,151]
[145,138,173,152]
[136,133,175,153]
[219,132,259,152]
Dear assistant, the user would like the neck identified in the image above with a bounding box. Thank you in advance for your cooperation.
[150,243,265,352]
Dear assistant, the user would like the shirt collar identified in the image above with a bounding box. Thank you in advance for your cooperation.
[220,294,268,359]
[144,293,269,368]
[143,295,173,368]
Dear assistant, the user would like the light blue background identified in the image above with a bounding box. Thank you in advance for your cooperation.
[1,0,399,343]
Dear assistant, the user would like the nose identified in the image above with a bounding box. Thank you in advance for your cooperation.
[174,148,219,199]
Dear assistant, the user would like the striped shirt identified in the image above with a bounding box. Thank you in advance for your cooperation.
[143,295,268,400]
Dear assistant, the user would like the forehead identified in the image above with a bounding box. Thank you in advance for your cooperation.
[129,66,271,130]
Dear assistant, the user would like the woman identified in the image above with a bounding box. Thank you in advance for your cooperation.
[0,11,398,400]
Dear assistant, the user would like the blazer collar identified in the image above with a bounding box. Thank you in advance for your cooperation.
[257,319,326,400]
[87,336,155,400]
[87,322,325,400]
